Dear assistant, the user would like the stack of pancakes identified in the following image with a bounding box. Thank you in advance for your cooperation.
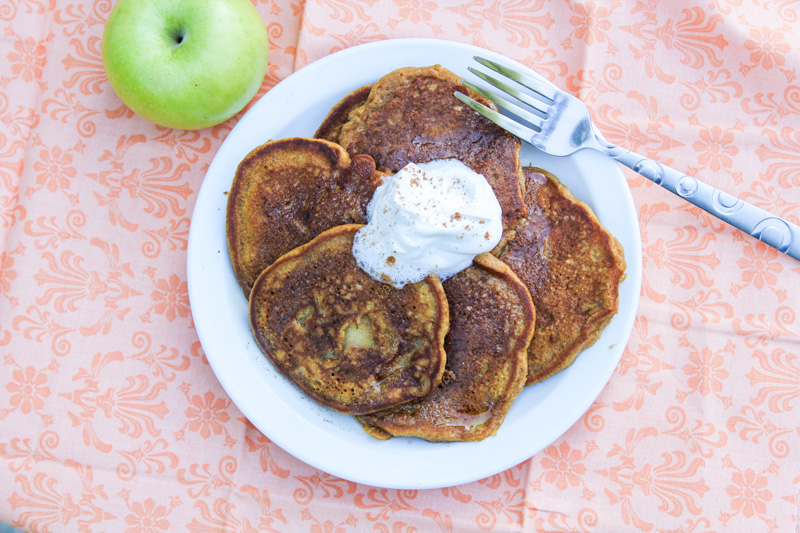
[227,65,626,442]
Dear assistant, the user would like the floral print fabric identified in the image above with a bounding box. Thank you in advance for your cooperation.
[1,1,799,531]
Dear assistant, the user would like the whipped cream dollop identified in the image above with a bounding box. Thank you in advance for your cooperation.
[352,159,503,288]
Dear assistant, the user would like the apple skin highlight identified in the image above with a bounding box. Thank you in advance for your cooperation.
[102,0,269,130]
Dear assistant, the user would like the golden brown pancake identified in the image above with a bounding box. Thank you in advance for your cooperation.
[249,225,449,415]
[497,168,626,385]
[357,253,534,441]
[318,65,527,231]
[226,137,382,296]
[315,85,373,144]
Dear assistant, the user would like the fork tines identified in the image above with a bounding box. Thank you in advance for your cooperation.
[455,56,557,141]
[473,56,557,102]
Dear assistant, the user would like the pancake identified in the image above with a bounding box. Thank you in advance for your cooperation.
[315,84,372,144]
[249,224,449,415]
[497,168,626,385]
[357,253,534,442]
[226,137,382,296]
[319,65,527,232]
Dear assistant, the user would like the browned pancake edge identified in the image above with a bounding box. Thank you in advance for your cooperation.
[314,84,373,144]
[498,167,626,385]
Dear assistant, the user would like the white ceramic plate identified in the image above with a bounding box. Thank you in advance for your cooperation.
[187,38,642,490]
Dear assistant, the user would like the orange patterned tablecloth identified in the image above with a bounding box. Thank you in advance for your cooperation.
[2,1,800,531]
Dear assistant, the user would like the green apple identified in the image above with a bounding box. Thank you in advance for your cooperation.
[102,0,269,130]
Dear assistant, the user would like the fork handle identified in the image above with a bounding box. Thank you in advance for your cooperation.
[600,143,800,261]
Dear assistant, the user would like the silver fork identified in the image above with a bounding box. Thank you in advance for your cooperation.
[455,56,800,262]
